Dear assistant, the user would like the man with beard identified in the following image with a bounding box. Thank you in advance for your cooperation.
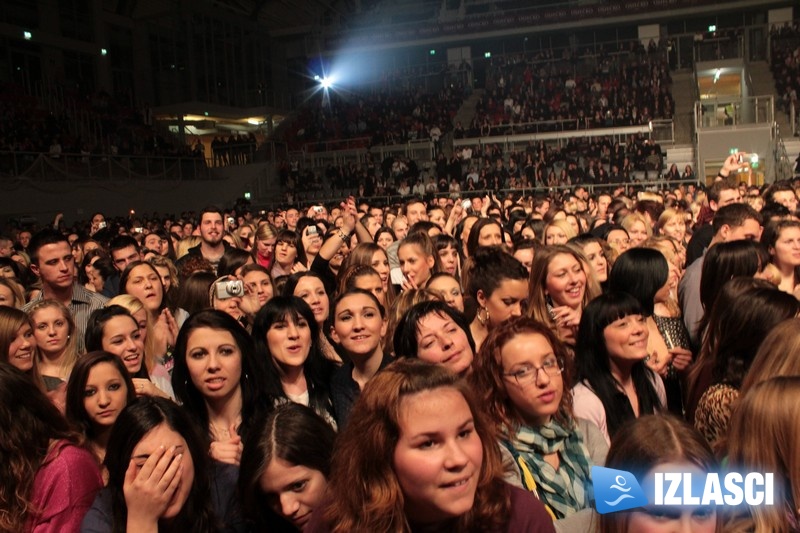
[176,206,229,275]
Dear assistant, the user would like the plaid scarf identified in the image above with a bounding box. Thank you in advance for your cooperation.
[509,419,594,520]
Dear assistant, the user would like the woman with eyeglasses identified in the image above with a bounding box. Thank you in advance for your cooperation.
[470,317,607,531]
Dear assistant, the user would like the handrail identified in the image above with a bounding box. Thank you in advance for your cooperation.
[263,177,702,210]
[0,151,215,181]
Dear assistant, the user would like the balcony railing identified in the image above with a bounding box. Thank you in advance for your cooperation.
[0,152,216,180]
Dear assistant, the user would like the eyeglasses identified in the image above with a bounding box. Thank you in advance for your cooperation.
[502,357,564,387]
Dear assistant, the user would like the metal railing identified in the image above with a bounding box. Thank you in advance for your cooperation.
[0,151,215,181]
[694,95,774,129]
[266,177,701,210]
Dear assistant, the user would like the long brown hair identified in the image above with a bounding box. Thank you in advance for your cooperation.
[726,377,800,533]
[0,363,82,531]
[321,359,511,532]
[599,415,720,533]
[470,317,574,435]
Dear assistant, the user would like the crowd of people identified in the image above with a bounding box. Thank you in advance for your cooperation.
[2,151,800,532]
[286,133,680,205]
[771,21,800,120]
[471,42,674,136]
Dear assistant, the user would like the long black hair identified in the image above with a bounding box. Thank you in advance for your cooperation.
[608,248,668,316]
[251,296,336,421]
[574,292,662,439]
[171,310,269,441]
[104,396,220,533]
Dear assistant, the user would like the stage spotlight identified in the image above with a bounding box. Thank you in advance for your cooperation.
[320,76,333,89]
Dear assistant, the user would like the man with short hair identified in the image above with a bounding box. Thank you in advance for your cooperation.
[24,229,108,353]
[0,236,13,258]
[176,207,229,274]
[16,230,32,252]
[110,236,142,272]
[678,203,763,347]
[285,208,299,232]
[764,181,798,215]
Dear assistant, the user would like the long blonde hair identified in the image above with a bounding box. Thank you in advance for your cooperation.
[726,377,800,533]
[26,299,79,378]
[107,294,158,374]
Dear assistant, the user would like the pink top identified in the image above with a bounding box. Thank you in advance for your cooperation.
[27,440,103,533]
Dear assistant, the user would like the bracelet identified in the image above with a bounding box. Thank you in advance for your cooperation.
[337,230,349,241]
[717,172,727,180]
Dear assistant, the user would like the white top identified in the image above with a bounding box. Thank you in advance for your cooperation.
[572,373,667,445]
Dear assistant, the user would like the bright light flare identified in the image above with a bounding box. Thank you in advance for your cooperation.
[320,76,333,89]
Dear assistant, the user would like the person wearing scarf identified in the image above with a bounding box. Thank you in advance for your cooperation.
[470,317,608,532]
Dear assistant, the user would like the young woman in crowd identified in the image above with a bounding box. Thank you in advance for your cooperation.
[81,396,242,532]
[171,309,269,467]
[329,289,391,426]
[109,294,177,378]
[738,317,800,399]
[465,217,505,257]
[694,240,765,347]
[398,231,442,289]
[345,242,395,310]
[471,317,607,529]
[336,264,386,310]
[120,260,184,345]
[240,403,336,531]
[310,359,556,532]
[435,234,461,277]
[465,246,529,351]
[0,305,36,376]
[217,247,254,278]
[383,288,441,355]
[252,296,336,427]
[0,363,103,532]
[271,229,307,279]
[240,264,274,310]
[0,276,26,308]
[726,377,800,532]
[656,208,689,248]
[27,299,78,390]
[65,350,135,470]
[528,245,597,348]
[253,223,277,270]
[393,299,475,377]
[373,227,396,250]
[148,255,180,298]
[620,212,650,248]
[426,271,465,313]
[689,283,798,446]
[608,248,692,413]
[176,271,217,316]
[761,219,800,295]
[543,220,576,246]
[85,305,173,399]
[598,415,719,533]
[567,235,609,288]
[283,271,340,364]
[572,292,666,444]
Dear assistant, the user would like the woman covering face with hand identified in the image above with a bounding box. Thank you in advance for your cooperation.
[80,396,242,533]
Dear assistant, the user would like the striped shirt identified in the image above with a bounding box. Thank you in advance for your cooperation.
[24,283,109,354]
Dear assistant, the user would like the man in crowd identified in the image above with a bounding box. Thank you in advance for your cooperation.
[24,229,108,353]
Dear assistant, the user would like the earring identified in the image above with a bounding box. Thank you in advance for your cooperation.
[478,306,489,326]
